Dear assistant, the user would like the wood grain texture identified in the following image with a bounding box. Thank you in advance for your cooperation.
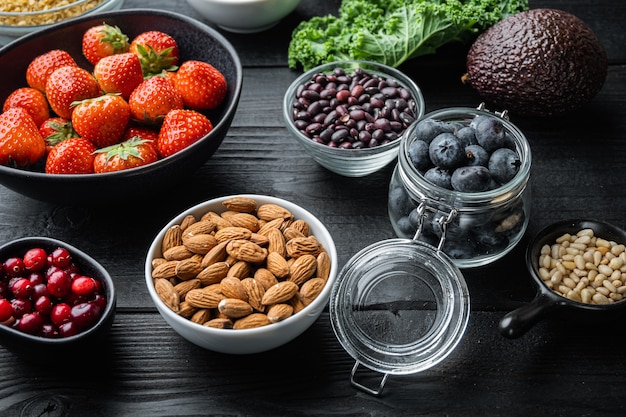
[1,0,625,415]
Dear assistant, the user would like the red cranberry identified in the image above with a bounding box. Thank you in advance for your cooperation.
[71,276,98,297]
[0,281,9,298]
[28,271,45,286]
[10,277,33,299]
[50,247,72,269]
[11,298,32,318]
[18,312,44,334]
[32,283,49,299]
[23,248,48,271]
[34,295,53,315]
[0,298,14,322]
[58,321,80,337]
[3,257,24,277]
[92,294,108,310]
[50,303,72,326]
[70,301,102,330]
[40,323,59,338]
[47,269,71,298]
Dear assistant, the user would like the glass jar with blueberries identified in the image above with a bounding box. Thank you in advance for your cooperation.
[388,104,532,268]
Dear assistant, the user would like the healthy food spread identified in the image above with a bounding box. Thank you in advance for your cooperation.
[151,196,332,330]
[538,229,626,304]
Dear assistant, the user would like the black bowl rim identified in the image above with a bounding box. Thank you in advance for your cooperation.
[0,8,243,183]
[0,236,117,345]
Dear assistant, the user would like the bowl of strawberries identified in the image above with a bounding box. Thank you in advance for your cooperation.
[0,8,242,205]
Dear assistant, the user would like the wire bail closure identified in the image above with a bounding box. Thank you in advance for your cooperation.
[412,200,458,251]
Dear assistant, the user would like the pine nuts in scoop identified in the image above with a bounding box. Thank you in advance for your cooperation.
[538,228,626,304]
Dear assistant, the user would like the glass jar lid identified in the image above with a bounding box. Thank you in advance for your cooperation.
[329,238,470,395]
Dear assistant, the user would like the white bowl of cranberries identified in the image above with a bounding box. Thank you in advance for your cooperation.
[0,237,116,353]
[0,9,242,205]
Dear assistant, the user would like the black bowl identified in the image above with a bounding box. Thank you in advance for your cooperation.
[0,9,243,205]
[0,237,116,356]
[499,219,626,338]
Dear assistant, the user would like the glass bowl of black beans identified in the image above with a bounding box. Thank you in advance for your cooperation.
[283,60,425,177]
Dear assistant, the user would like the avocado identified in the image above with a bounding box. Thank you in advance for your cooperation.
[463,9,607,117]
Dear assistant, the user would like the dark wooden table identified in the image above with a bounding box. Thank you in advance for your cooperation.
[1,0,625,415]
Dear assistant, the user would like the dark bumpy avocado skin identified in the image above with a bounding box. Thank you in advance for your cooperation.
[465,8,607,117]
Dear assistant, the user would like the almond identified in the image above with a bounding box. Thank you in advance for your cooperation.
[290,219,311,236]
[316,251,331,281]
[186,288,224,309]
[218,298,254,319]
[222,196,258,213]
[257,203,294,221]
[300,277,326,305]
[202,211,232,230]
[183,219,216,239]
[267,227,287,257]
[233,313,271,329]
[257,217,285,235]
[220,277,248,301]
[262,281,299,305]
[161,225,183,254]
[226,239,267,263]
[177,301,197,318]
[249,232,269,246]
[283,227,305,241]
[215,226,252,243]
[179,214,197,231]
[267,304,294,323]
[286,236,323,258]
[197,261,230,286]
[152,260,178,280]
[183,233,217,255]
[254,268,278,290]
[288,254,317,286]
[226,260,252,279]
[266,251,290,278]
[201,240,229,267]
[155,278,180,312]
[175,257,203,280]
[163,245,194,261]
[241,277,265,312]
[228,212,260,232]
[204,317,233,329]
[190,308,212,325]
[174,278,201,300]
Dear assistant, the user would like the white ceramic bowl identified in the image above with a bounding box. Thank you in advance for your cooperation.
[283,60,425,177]
[0,0,124,45]
[185,0,301,33]
[145,194,338,354]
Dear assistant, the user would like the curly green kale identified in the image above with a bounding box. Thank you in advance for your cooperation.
[288,0,529,70]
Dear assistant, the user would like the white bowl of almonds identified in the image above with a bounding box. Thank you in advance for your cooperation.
[145,194,338,354]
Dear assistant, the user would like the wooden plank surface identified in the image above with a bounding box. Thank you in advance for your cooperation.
[1,0,625,415]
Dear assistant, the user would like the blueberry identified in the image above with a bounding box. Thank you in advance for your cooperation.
[488,148,521,184]
[451,166,493,192]
[464,144,490,167]
[455,126,478,148]
[474,116,506,152]
[407,139,431,171]
[424,167,452,189]
[413,119,453,144]
[396,216,416,236]
[471,224,509,250]
[429,133,465,170]
[388,185,413,216]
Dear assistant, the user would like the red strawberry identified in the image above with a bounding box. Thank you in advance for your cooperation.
[157,109,213,158]
[46,66,101,119]
[174,60,227,110]
[39,117,79,150]
[71,94,131,148]
[82,23,130,66]
[93,136,158,173]
[93,52,144,100]
[129,30,179,76]
[3,87,50,127]
[45,137,97,174]
[26,49,78,93]
[122,125,159,145]
[0,107,46,168]
[128,76,183,125]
